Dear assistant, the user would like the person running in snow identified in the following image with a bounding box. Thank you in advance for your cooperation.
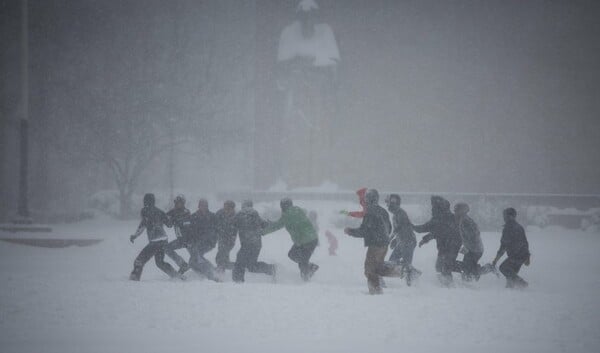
[454,202,484,281]
[344,189,402,294]
[340,187,368,218]
[492,208,531,289]
[414,196,462,286]
[262,198,320,281]
[129,193,181,281]
[188,199,220,282]
[386,194,421,285]
[341,187,387,286]
[215,200,238,273]
[232,200,276,283]
[164,194,192,275]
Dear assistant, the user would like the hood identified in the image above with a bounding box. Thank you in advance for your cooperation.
[365,189,379,206]
[356,188,367,208]
[431,195,451,217]
[241,200,253,210]
[143,193,155,208]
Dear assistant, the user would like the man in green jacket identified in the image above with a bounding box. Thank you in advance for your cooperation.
[263,198,319,281]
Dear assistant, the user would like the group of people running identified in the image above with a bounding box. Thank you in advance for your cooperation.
[129,193,319,283]
[128,188,531,295]
[342,188,531,294]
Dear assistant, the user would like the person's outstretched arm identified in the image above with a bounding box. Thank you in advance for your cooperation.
[492,228,509,265]
[262,215,286,235]
[345,214,372,238]
[130,216,146,243]
[413,219,434,234]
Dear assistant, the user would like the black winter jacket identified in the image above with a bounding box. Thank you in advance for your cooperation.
[136,206,170,242]
[167,207,192,239]
[497,220,530,260]
[413,197,461,252]
[215,208,238,239]
[190,210,218,250]
[390,207,416,245]
[347,204,391,247]
[233,207,268,246]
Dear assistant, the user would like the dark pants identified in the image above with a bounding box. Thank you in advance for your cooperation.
[189,242,219,281]
[389,240,420,285]
[499,257,527,287]
[165,237,190,269]
[436,242,461,285]
[216,233,236,270]
[365,246,404,294]
[288,239,318,280]
[131,240,178,280]
[462,251,483,280]
[232,240,274,282]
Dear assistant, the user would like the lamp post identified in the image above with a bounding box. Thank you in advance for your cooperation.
[16,0,30,223]
[2,0,52,231]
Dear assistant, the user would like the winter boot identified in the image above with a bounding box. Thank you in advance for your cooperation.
[405,266,421,287]
[512,277,529,289]
[129,266,142,281]
[232,264,245,283]
[270,264,278,283]
[301,263,319,281]
[129,271,141,281]
[178,262,190,275]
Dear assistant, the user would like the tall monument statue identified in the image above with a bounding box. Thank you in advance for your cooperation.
[277,0,340,188]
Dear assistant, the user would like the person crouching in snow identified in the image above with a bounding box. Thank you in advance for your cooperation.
[262,198,320,281]
[492,208,531,289]
[129,193,181,281]
[345,189,402,294]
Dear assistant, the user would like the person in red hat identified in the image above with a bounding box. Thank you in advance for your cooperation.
[340,187,368,218]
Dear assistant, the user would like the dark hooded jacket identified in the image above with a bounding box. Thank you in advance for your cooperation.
[233,206,269,246]
[215,208,238,239]
[167,207,192,239]
[389,205,416,245]
[498,219,530,260]
[413,196,461,252]
[137,193,170,242]
[190,210,218,250]
[347,191,391,248]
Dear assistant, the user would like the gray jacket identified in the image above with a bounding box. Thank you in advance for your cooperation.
[458,215,483,254]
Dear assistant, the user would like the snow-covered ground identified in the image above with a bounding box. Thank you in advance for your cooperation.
[1,200,599,353]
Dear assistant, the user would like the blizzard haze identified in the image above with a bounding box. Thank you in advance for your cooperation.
[1,0,599,218]
[1,2,600,353]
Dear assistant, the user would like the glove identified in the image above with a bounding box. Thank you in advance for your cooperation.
[129,235,137,244]
[339,210,350,216]
[390,237,398,249]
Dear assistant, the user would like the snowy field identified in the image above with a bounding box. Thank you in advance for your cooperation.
[1,200,599,353]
